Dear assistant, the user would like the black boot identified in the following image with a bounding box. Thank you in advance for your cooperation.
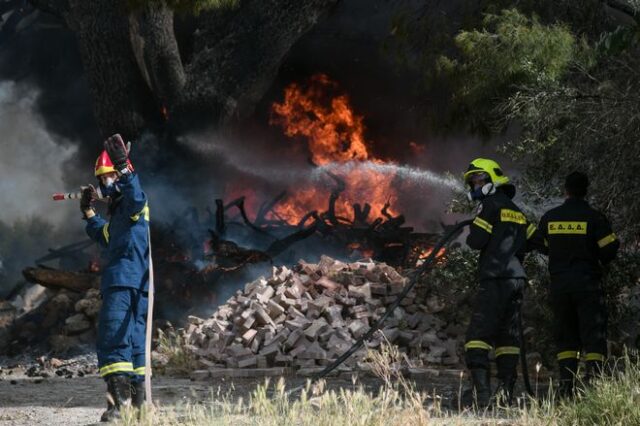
[557,358,578,400]
[494,354,518,406]
[584,359,604,386]
[461,368,491,408]
[101,375,132,422]
[131,381,145,409]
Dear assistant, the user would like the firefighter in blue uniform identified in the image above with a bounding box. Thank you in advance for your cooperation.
[530,171,619,397]
[80,134,150,422]
[461,158,536,407]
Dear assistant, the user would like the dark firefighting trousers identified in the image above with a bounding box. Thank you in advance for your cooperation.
[550,288,607,381]
[465,278,525,379]
[97,287,148,383]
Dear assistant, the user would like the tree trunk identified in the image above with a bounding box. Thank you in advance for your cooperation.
[132,1,186,116]
[178,0,338,127]
[31,0,337,137]
[64,0,157,139]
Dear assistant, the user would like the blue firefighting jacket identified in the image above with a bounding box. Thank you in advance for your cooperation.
[85,173,150,292]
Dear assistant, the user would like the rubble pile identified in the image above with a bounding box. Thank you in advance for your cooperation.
[184,256,464,372]
[3,286,102,354]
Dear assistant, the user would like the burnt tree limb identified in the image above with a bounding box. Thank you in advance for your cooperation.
[22,267,100,292]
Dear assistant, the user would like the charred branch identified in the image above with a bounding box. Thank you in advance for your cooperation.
[22,267,99,292]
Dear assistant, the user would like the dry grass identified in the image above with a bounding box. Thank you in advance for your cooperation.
[118,346,640,426]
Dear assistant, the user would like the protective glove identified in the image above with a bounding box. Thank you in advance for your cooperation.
[80,184,98,218]
[104,133,131,174]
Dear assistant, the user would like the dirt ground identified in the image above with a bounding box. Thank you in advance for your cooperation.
[0,366,469,426]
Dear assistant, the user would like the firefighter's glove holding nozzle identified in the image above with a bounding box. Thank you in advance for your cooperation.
[81,185,98,219]
[104,133,131,175]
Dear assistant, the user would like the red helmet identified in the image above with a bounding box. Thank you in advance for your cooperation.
[94,150,134,177]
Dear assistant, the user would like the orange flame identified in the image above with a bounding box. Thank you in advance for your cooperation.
[271,74,369,166]
[267,74,397,223]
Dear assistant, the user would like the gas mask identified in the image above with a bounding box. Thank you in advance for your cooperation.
[99,176,120,198]
[466,172,495,201]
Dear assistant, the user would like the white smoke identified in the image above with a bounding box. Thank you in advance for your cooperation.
[0,81,78,224]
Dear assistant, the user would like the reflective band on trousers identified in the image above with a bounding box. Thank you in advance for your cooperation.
[495,346,520,357]
[102,223,110,244]
[464,340,492,351]
[585,353,605,362]
[99,361,134,377]
[557,351,580,360]
[597,233,617,248]
[134,366,146,375]
[473,217,493,233]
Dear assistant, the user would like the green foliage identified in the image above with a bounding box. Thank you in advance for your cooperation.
[127,0,237,15]
[554,353,640,425]
[437,9,589,135]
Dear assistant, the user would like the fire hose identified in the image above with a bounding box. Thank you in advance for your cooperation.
[289,218,534,399]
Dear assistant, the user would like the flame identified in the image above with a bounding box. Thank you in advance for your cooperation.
[271,74,369,166]
[416,247,447,266]
[268,73,397,223]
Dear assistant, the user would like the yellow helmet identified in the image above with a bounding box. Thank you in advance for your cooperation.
[463,158,510,187]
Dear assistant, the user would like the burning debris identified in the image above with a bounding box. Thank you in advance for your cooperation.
[179,256,464,376]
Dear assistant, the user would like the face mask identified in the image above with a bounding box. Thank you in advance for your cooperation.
[467,187,485,201]
[103,176,117,188]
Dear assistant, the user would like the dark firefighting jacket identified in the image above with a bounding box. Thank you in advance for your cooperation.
[85,173,150,292]
[467,190,535,280]
[533,198,619,291]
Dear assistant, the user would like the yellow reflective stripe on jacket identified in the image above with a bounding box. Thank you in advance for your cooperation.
[99,361,134,377]
[526,223,536,239]
[464,340,492,351]
[130,202,150,222]
[102,223,110,244]
[548,221,587,235]
[585,352,605,362]
[495,346,520,357]
[473,217,493,234]
[134,366,146,375]
[557,351,580,360]
[500,209,527,225]
[597,233,617,248]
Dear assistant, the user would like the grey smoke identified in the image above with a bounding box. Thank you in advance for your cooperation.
[0,81,78,224]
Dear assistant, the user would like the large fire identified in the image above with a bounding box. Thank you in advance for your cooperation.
[265,73,397,223]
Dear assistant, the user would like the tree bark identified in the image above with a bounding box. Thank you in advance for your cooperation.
[30,0,337,137]
[132,1,186,114]
[178,0,338,127]
[63,0,158,139]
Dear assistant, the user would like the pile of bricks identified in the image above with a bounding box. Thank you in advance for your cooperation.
[183,256,463,372]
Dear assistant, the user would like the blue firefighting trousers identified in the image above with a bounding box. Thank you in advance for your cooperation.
[97,286,148,383]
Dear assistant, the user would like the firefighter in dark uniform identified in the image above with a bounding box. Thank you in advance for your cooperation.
[531,171,619,397]
[462,158,536,407]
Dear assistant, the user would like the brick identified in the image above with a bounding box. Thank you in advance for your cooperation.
[242,329,257,344]
[348,283,372,300]
[348,320,369,339]
[284,328,304,350]
[238,356,258,368]
[304,319,328,339]
[315,276,340,291]
[267,300,286,318]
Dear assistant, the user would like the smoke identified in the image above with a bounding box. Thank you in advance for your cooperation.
[0,81,79,224]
